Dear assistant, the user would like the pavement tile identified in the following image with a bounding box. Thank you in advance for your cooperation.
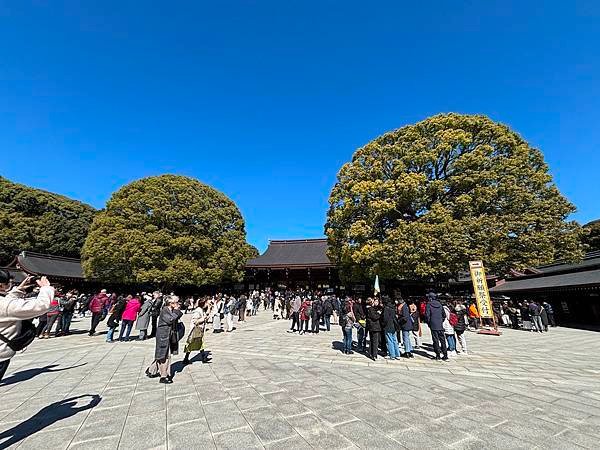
[243,407,299,444]
[168,419,215,449]
[167,393,205,425]
[336,420,405,449]
[118,409,166,449]
[213,425,263,449]
[286,413,354,449]
[204,400,249,433]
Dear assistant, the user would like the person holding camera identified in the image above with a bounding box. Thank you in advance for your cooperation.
[0,271,55,382]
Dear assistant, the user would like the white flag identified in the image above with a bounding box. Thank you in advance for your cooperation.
[374,275,380,294]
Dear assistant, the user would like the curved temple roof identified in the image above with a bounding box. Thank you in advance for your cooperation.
[246,239,334,269]
[14,251,84,279]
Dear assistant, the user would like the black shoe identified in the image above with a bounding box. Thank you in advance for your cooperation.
[435,356,441,361]
[159,377,173,384]
[348,350,354,355]
[408,352,414,358]
[441,355,449,361]
[146,369,160,378]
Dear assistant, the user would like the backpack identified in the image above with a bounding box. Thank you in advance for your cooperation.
[449,312,459,327]
[305,304,312,317]
[0,320,36,352]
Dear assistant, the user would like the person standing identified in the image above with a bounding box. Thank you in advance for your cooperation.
[41,294,61,339]
[60,291,77,335]
[288,295,302,333]
[146,296,183,384]
[212,296,224,333]
[311,297,323,333]
[529,301,543,333]
[238,295,247,323]
[224,295,236,332]
[454,300,468,355]
[0,273,54,382]
[136,294,153,340]
[409,302,421,350]
[148,291,164,339]
[88,289,109,336]
[354,298,367,352]
[540,304,549,332]
[398,299,415,358]
[425,293,448,361]
[382,297,400,360]
[366,298,382,361]
[182,302,207,365]
[106,296,127,343]
[299,297,311,335]
[542,301,555,327]
[442,301,457,356]
[340,299,355,354]
[468,302,479,330]
[119,295,141,341]
[322,296,333,331]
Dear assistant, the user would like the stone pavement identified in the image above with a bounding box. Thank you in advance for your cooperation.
[1,309,600,449]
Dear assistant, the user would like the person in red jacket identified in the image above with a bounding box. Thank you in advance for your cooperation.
[88,289,108,336]
[119,295,141,341]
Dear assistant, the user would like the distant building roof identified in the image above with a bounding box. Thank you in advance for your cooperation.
[246,239,334,269]
[491,252,600,294]
[9,251,84,280]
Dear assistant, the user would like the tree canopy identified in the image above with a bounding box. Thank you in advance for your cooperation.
[582,220,600,253]
[0,176,96,264]
[82,175,254,286]
[326,113,583,280]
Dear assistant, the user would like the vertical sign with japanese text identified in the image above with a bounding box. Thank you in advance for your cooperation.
[469,260,494,319]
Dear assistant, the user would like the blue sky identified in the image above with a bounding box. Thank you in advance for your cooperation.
[1,1,599,252]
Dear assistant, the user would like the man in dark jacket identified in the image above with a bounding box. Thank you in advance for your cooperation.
[529,301,543,333]
[542,301,555,327]
[322,296,333,331]
[366,298,382,360]
[148,291,163,338]
[397,299,415,358]
[425,292,448,360]
[381,297,400,359]
[311,298,323,333]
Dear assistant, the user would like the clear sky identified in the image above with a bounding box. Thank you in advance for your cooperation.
[1,1,599,252]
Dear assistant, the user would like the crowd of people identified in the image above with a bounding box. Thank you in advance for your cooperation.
[1,264,560,385]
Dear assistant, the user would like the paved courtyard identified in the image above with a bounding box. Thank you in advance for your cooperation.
[1,310,600,449]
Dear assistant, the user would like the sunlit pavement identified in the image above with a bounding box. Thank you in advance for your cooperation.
[1,310,599,449]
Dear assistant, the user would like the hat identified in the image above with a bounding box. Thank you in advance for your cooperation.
[100,289,107,294]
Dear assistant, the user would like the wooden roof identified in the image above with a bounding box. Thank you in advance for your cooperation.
[246,239,334,269]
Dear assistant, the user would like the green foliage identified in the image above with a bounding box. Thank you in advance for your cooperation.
[82,175,252,286]
[326,113,583,280]
[582,220,600,252]
[0,177,96,264]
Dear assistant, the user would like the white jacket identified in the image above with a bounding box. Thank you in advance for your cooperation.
[0,286,54,361]
[442,305,454,335]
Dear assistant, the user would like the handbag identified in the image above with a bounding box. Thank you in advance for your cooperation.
[0,320,36,352]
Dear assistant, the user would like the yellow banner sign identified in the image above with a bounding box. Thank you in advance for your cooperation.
[469,261,494,319]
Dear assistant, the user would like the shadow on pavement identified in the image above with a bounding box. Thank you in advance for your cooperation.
[171,351,213,377]
[0,363,88,386]
[0,394,101,448]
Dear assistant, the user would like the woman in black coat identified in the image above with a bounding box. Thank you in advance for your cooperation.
[366,298,383,360]
[146,296,183,384]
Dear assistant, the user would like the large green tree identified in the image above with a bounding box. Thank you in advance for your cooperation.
[82,175,254,286]
[0,176,96,264]
[582,220,600,252]
[326,113,583,280]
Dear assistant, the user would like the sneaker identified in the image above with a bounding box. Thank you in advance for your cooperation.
[450,350,457,357]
